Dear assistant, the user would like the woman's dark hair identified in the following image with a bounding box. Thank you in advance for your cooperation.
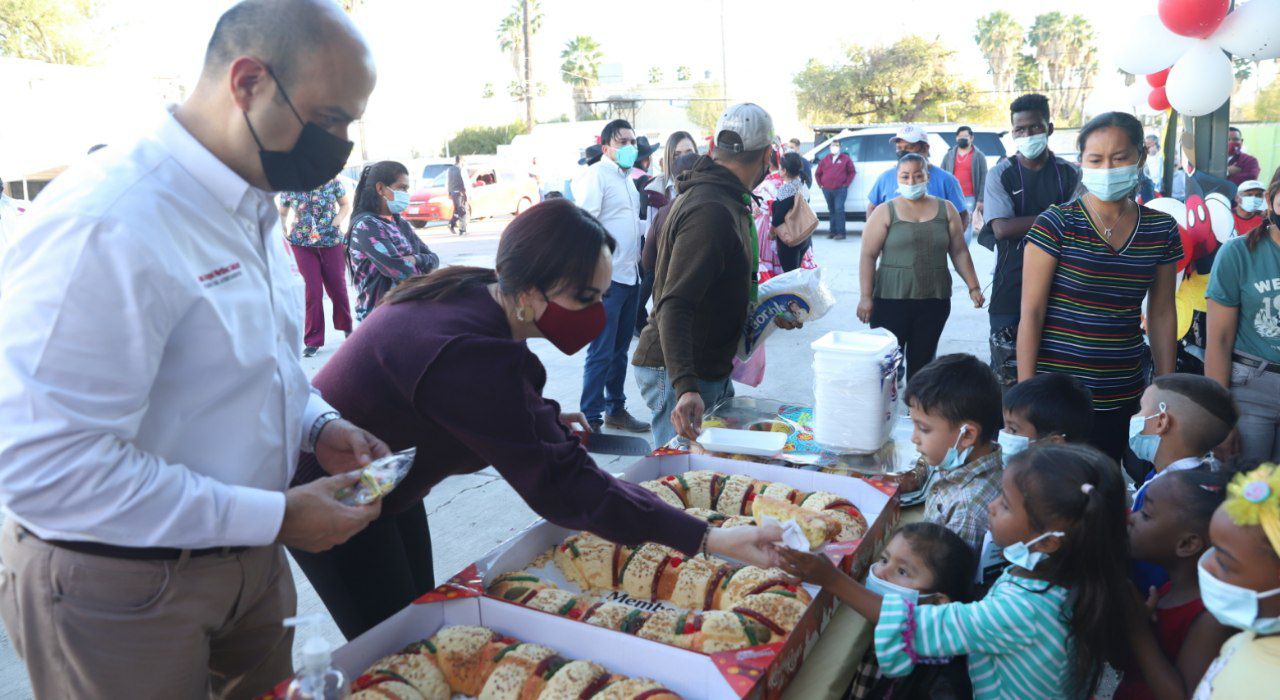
[1076,111,1144,158]
[383,198,616,305]
[897,152,930,174]
[896,522,975,603]
[781,152,810,188]
[351,160,409,226]
[662,131,697,182]
[1005,444,1129,698]
[1245,180,1280,252]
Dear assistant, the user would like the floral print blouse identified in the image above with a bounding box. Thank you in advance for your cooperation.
[347,213,440,320]
[280,180,346,247]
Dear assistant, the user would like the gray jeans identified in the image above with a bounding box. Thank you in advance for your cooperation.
[1230,360,1280,462]
[634,365,734,448]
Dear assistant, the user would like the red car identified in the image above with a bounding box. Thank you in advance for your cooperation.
[402,164,539,228]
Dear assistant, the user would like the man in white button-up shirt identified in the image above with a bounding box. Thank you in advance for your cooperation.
[575,118,651,435]
[0,1,390,696]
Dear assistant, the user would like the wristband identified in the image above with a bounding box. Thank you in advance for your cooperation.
[306,411,341,453]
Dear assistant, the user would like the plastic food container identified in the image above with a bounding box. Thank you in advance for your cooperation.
[811,331,901,453]
[696,427,788,457]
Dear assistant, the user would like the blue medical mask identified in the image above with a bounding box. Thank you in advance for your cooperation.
[898,182,928,200]
[1128,402,1167,464]
[613,144,639,169]
[866,562,935,605]
[931,424,973,471]
[1002,530,1064,570]
[1198,549,1280,634]
[386,189,411,215]
[1241,196,1266,213]
[1081,164,1140,202]
[1014,133,1048,160]
[997,430,1031,459]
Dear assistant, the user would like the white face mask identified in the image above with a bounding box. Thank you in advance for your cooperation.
[1003,530,1064,570]
[1241,196,1266,213]
[898,182,928,200]
[997,430,1031,458]
[1198,549,1280,634]
[1014,133,1048,160]
[866,562,936,605]
[1081,164,1141,202]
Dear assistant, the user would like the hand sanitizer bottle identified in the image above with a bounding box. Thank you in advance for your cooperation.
[283,614,348,700]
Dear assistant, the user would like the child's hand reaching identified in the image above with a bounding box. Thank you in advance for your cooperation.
[778,547,840,588]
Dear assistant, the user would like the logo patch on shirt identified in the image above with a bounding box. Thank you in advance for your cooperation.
[198,261,244,289]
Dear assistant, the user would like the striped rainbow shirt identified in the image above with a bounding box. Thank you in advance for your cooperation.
[1026,199,1182,410]
[875,570,1078,699]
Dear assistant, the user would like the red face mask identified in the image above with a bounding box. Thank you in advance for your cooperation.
[1228,141,1242,156]
[535,298,606,355]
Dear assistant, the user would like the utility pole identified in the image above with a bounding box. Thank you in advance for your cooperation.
[522,0,534,134]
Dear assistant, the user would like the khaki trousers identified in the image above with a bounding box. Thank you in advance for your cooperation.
[0,519,296,699]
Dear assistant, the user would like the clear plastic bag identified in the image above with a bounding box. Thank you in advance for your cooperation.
[334,448,416,506]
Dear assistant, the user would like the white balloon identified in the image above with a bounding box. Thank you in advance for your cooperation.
[1205,193,1237,242]
[1216,0,1280,61]
[1166,41,1235,116]
[1145,197,1187,222]
[1116,15,1195,74]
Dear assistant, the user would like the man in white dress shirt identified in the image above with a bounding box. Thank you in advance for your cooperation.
[575,118,650,434]
[0,1,390,696]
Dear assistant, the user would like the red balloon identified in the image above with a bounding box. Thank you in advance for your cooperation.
[1149,86,1171,111]
[1158,0,1229,38]
[1146,68,1171,88]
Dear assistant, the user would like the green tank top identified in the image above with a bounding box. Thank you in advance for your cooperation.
[873,198,953,300]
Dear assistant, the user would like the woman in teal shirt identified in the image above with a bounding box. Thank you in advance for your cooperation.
[1206,181,1280,460]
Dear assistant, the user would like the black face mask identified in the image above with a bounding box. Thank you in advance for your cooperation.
[957,138,971,149]
[1271,211,1280,231]
[243,66,354,192]
[895,149,907,160]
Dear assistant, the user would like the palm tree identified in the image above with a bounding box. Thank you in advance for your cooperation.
[497,0,542,132]
[561,35,603,121]
[974,11,1024,97]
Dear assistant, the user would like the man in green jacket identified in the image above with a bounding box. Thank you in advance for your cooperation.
[633,103,800,446]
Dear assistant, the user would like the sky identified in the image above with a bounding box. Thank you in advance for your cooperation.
[20,0,1280,163]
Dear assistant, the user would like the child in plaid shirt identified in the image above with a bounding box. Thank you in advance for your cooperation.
[907,354,1004,552]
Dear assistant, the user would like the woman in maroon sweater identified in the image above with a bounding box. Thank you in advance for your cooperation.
[291,198,782,639]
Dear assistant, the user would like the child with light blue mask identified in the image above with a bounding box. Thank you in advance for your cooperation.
[906,354,1005,553]
[781,522,975,699]
[997,372,1094,461]
[781,444,1134,699]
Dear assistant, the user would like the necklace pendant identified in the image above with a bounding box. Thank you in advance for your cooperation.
[1103,228,1113,239]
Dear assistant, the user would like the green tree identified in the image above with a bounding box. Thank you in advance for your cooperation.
[687,81,725,134]
[560,35,602,121]
[1245,75,1280,121]
[648,66,663,84]
[1027,13,1098,123]
[443,121,526,156]
[974,11,1023,97]
[676,65,691,81]
[0,0,99,64]
[793,36,986,124]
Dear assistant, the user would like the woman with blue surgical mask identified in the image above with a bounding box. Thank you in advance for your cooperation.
[1017,111,1182,479]
[346,161,440,321]
[856,153,984,379]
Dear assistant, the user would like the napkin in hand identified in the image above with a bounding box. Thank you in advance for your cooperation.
[760,515,814,552]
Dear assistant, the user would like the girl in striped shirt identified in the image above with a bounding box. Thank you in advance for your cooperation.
[781,444,1132,699]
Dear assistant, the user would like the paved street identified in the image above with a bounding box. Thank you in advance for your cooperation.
[0,214,994,696]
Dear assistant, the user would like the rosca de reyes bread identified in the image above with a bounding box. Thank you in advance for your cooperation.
[351,626,680,700]
[750,495,842,549]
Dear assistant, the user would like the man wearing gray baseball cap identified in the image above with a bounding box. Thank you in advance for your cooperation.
[632,103,801,446]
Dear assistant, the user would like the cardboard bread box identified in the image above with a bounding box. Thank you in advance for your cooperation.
[454,452,901,698]
[265,453,899,700]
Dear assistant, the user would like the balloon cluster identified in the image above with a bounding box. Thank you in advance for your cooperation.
[1118,0,1280,117]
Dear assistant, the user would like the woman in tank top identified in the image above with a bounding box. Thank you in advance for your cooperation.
[858,153,985,379]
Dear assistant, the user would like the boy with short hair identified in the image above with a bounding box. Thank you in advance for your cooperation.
[907,354,1004,552]
[1129,373,1239,509]
[998,372,1094,458]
